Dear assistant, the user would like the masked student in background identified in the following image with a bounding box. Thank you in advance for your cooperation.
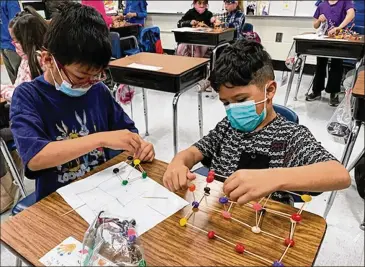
[176,0,214,58]
[163,40,350,205]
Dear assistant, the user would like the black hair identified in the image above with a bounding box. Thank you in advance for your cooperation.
[43,1,112,70]
[209,40,275,92]
[193,0,209,4]
[10,6,48,79]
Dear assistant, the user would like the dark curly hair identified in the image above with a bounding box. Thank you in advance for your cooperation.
[209,40,275,92]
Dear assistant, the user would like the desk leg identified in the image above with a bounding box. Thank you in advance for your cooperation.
[323,120,361,219]
[284,57,299,106]
[142,88,149,136]
[293,56,306,101]
[15,257,22,267]
[172,92,182,155]
[191,45,194,57]
[198,85,203,138]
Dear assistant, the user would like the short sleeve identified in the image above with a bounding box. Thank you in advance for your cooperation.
[193,119,228,163]
[344,0,355,11]
[10,85,52,171]
[284,125,337,167]
[313,5,321,19]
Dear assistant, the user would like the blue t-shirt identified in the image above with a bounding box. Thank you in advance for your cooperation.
[1,0,21,51]
[123,0,147,25]
[10,75,138,201]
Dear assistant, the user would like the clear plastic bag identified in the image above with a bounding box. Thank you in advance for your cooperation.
[281,41,303,86]
[317,21,328,37]
[82,211,146,267]
[327,90,353,144]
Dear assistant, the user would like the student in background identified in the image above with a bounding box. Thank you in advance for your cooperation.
[1,7,47,102]
[214,0,245,40]
[10,2,155,201]
[306,0,355,106]
[82,0,122,28]
[163,40,350,205]
[177,0,214,57]
[1,0,21,85]
[123,0,148,26]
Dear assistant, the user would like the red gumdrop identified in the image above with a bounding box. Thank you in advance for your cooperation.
[207,231,215,239]
[291,214,302,222]
[235,243,245,253]
[284,238,295,247]
[253,203,263,211]
[208,170,215,177]
[188,184,196,192]
[206,175,215,183]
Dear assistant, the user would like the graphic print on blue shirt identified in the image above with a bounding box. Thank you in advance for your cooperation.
[10,75,138,201]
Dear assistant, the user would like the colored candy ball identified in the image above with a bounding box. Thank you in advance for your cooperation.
[301,194,312,203]
[204,187,211,196]
[253,203,263,211]
[127,228,136,236]
[179,218,187,227]
[272,261,284,267]
[235,243,245,253]
[113,168,119,174]
[188,184,196,192]
[192,201,199,208]
[142,171,147,179]
[208,170,215,177]
[127,156,133,161]
[129,235,136,242]
[284,238,295,247]
[207,231,215,239]
[222,211,232,219]
[291,214,302,222]
[219,197,229,204]
[122,180,129,186]
[251,226,261,234]
[133,159,141,166]
[206,175,214,183]
[138,259,147,267]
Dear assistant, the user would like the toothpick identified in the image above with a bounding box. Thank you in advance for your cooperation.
[261,230,285,241]
[289,222,296,240]
[255,210,258,227]
[245,250,273,265]
[298,203,306,214]
[279,243,291,262]
[227,202,233,213]
[284,191,302,197]
[264,208,291,218]
[61,203,86,217]
[231,217,251,229]
[214,173,228,180]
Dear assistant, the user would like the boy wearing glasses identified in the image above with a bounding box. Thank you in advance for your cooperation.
[10,2,154,201]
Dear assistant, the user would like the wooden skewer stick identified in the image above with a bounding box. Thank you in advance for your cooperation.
[261,230,285,241]
[279,243,292,262]
[61,203,86,217]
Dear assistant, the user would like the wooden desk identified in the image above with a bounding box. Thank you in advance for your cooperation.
[353,70,365,98]
[110,24,139,38]
[173,28,235,47]
[1,153,327,266]
[284,33,365,106]
[109,53,209,154]
[353,70,365,122]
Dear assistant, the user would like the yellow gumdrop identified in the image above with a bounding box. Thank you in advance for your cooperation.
[179,218,187,227]
[133,159,141,166]
[301,194,312,203]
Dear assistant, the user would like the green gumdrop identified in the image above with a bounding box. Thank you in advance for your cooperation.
[122,180,129,186]
[139,259,147,267]
[142,172,147,179]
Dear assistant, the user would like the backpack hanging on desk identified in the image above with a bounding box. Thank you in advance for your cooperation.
[140,28,163,54]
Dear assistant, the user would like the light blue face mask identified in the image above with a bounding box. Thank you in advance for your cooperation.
[225,86,268,132]
[50,57,93,97]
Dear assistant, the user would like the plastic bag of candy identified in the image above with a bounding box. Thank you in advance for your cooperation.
[81,211,146,267]
[327,89,353,144]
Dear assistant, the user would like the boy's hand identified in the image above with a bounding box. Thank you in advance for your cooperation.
[134,139,155,162]
[223,170,280,205]
[126,12,137,19]
[210,17,216,24]
[318,14,327,22]
[191,20,198,26]
[328,27,340,36]
[101,130,141,153]
[163,163,196,192]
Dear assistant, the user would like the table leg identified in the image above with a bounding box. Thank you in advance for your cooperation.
[306,75,315,96]
[293,56,306,101]
[198,85,203,139]
[191,45,194,57]
[15,257,22,267]
[284,57,299,106]
[323,120,361,219]
[172,92,182,155]
[142,88,149,136]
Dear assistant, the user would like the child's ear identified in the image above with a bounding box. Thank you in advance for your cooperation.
[266,81,277,100]
[41,51,53,68]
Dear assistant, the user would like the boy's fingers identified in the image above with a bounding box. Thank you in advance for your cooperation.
[229,186,248,202]
[237,193,253,205]
[187,171,196,181]
[178,169,188,189]
[223,177,240,196]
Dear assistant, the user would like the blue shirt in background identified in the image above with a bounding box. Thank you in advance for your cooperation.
[10,75,138,201]
[124,0,147,25]
[1,0,21,51]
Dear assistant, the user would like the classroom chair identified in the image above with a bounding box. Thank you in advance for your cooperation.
[193,104,322,203]
[109,31,140,58]
[124,26,163,56]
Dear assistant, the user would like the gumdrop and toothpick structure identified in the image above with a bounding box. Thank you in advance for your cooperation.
[113,156,148,186]
[179,170,313,267]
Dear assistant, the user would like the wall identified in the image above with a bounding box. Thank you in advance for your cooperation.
[146,14,317,65]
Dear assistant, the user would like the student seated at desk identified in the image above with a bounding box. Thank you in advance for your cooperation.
[163,40,350,204]
[213,0,245,40]
[10,2,155,202]
[306,0,355,106]
[1,7,47,102]
[123,0,148,26]
[177,0,214,58]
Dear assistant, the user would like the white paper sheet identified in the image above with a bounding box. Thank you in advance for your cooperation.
[127,63,163,71]
[57,163,188,235]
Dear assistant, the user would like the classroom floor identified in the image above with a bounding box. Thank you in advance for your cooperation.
[0,65,364,266]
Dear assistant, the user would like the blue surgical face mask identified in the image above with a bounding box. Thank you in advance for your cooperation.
[50,57,93,97]
[225,86,268,132]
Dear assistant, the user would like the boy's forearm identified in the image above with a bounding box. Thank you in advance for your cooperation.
[313,19,321,29]
[266,161,351,192]
[338,9,355,29]
[28,133,104,171]
[170,146,203,169]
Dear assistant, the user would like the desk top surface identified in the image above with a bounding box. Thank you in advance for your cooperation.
[353,70,365,98]
[1,154,327,266]
[294,33,365,44]
[172,27,235,35]
[109,53,209,75]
